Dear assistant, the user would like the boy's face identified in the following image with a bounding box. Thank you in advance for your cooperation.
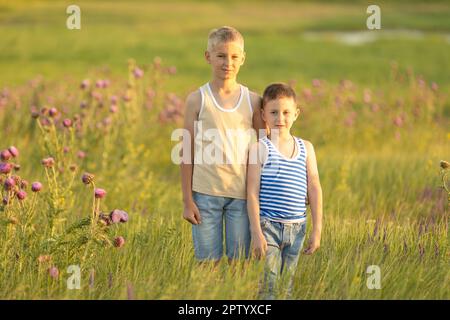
[262,97,299,135]
[205,41,245,81]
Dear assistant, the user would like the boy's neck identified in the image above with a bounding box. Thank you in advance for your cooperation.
[209,79,240,94]
[269,130,292,142]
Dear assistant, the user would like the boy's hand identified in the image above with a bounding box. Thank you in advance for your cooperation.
[251,231,268,259]
[303,236,320,255]
[183,201,201,225]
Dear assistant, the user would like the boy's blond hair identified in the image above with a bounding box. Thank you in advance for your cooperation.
[207,26,244,52]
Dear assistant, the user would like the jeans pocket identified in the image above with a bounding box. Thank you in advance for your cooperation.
[260,218,270,229]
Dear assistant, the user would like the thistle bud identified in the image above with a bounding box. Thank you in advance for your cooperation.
[114,236,125,248]
[95,188,106,199]
[0,163,12,174]
[31,182,43,192]
[81,173,94,185]
[63,119,72,128]
[1,150,12,161]
[4,177,15,190]
[48,108,58,118]
[48,266,59,279]
[8,146,19,158]
[16,190,27,200]
[440,160,449,170]
[41,157,55,168]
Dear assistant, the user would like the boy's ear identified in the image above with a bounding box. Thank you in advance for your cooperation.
[260,108,265,122]
[241,51,246,65]
[205,51,211,64]
[295,107,300,119]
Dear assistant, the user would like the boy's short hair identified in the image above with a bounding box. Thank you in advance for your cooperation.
[262,83,297,108]
[207,26,244,52]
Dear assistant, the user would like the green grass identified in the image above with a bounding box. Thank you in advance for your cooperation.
[1,1,450,91]
[0,0,449,300]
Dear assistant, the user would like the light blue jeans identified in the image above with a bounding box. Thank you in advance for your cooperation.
[260,217,307,300]
[192,191,251,261]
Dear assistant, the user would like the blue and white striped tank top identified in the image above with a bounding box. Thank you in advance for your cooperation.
[259,136,308,223]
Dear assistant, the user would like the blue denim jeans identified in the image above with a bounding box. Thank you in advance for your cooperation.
[191,191,251,261]
[260,217,307,299]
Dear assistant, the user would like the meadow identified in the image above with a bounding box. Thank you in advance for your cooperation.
[0,0,449,299]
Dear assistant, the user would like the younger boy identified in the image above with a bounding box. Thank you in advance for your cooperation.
[247,83,323,299]
[181,26,264,262]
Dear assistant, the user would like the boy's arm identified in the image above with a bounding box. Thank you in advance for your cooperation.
[249,92,266,138]
[180,91,202,225]
[247,142,268,258]
[303,140,323,255]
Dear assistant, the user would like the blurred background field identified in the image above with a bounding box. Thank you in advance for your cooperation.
[0,0,448,299]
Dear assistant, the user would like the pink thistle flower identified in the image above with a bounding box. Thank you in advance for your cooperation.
[114,236,125,248]
[81,172,94,185]
[133,67,144,79]
[80,79,90,90]
[312,79,321,88]
[393,116,404,127]
[95,188,106,199]
[48,108,58,118]
[8,146,19,158]
[4,177,15,190]
[110,209,122,224]
[110,105,118,113]
[120,211,129,223]
[110,209,128,224]
[16,190,27,200]
[110,95,118,104]
[63,146,70,154]
[31,182,43,192]
[122,94,132,102]
[0,162,12,174]
[96,80,105,89]
[1,150,12,161]
[77,151,86,159]
[103,80,110,88]
[41,157,55,168]
[2,196,8,205]
[48,266,59,279]
[63,119,72,128]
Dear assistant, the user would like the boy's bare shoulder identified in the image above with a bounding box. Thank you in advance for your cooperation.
[248,90,262,110]
[185,89,202,114]
[302,139,315,153]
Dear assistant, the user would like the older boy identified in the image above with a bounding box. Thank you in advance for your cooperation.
[181,26,265,262]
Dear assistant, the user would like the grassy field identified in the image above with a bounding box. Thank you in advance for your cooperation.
[0,0,449,299]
